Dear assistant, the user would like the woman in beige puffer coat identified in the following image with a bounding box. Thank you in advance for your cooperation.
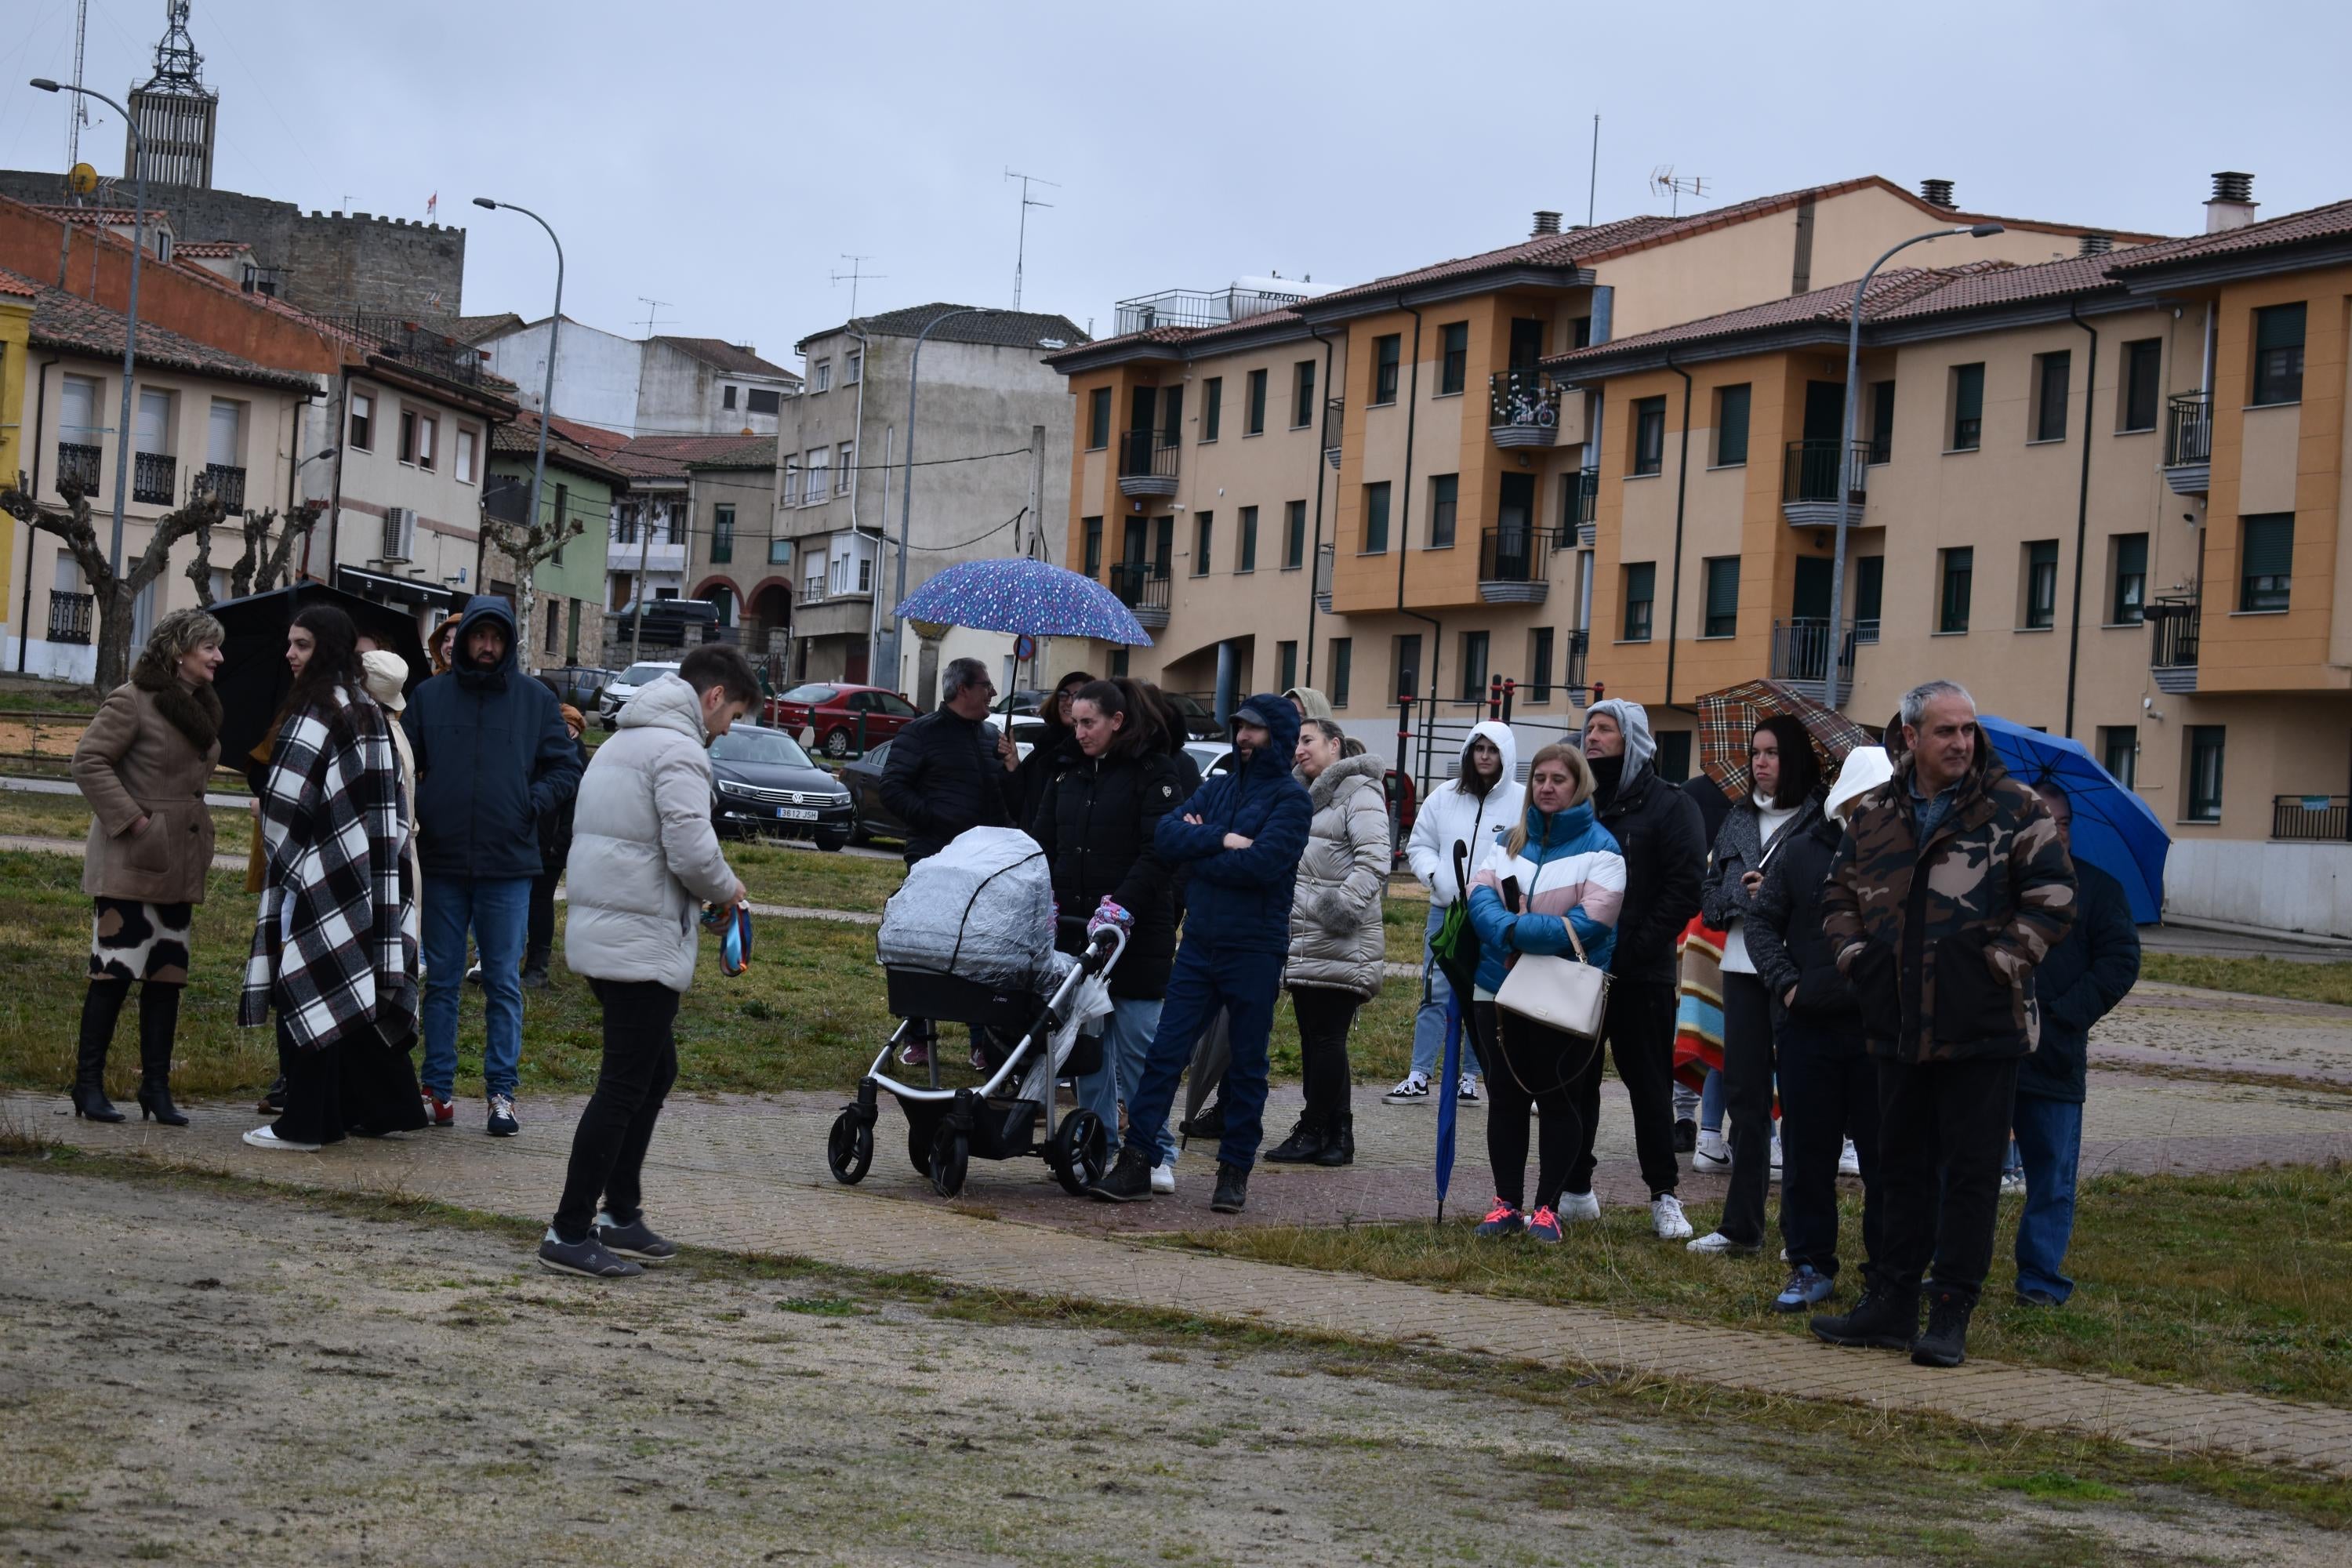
[1269,718,1390,1167]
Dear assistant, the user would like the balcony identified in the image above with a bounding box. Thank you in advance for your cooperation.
[1314,542,1334,612]
[56,441,101,498]
[1781,441,1869,528]
[1771,618,1857,702]
[1112,283,1308,338]
[1116,429,1178,499]
[1564,466,1599,547]
[195,463,246,514]
[132,450,176,506]
[1109,562,1171,630]
[2274,795,2351,842]
[1323,396,1344,470]
[1478,526,1550,604]
[608,536,688,575]
[47,590,93,645]
[2147,595,2199,694]
[2165,393,2212,495]
[1563,627,1589,702]
[1489,368,1563,448]
[347,314,490,387]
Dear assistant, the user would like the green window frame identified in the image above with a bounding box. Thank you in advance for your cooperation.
[2024,539,2059,629]
[1428,474,1457,548]
[1328,637,1352,709]
[2034,351,2072,442]
[710,503,735,564]
[1715,383,1751,467]
[2252,303,2306,405]
[2111,533,2147,624]
[1623,562,1655,641]
[1951,363,1984,450]
[1276,641,1298,694]
[2187,726,2225,822]
[1087,387,1111,450]
[1458,630,1490,702]
[2099,726,2137,789]
[1201,376,1222,441]
[1867,379,1895,463]
[1439,321,1468,396]
[1702,556,1740,638]
[1246,369,1268,435]
[1237,506,1258,573]
[1083,516,1102,577]
[1527,626,1554,702]
[1292,361,1316,429]
[1193,511,1213,576]
[1372,335,1400,405]
[1632,397,1666,475]
[1283,499,1306,569]
[1939,546,1974,633]
[1855,555,1884,641]
[2122,339,2161,432]
[1363,481,1391,554]
[2241,514,2293,611]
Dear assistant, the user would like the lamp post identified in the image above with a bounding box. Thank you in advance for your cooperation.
[883,307,995,690]
[1820,221,2005,707]
[472,198,564,561]
[31,78,143,583]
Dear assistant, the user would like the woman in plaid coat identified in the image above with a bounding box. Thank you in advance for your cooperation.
[240,606,424,1152]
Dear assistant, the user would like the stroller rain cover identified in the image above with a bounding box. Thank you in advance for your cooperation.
[876,827,1058,990]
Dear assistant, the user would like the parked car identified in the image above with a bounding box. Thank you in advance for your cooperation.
[1183,738,1417,866]
[766,682,920,758]
[610,597,722,645]
[837,739,906,847]
[707,723,855,851]
[1163,690,1222,739]
[538,664,616,713]
[597,661,681,731]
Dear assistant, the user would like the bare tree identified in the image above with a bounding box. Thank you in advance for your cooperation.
[2,473,225,691]
[479,487,583,676]
[185,499,328,607]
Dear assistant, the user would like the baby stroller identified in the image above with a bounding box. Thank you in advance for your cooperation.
[826,829,1121,1200]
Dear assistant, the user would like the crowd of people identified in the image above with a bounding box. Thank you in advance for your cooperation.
[64,613,2139,1362]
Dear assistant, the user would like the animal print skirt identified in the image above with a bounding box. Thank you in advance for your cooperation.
[90,897,194,985]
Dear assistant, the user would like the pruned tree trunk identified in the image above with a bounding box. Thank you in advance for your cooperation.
[2,473,224,690]
[481,497,585,677]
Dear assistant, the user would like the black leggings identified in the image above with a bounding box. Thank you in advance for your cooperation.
[1483,1003,1592,1212]
[1288,985,1360,1124]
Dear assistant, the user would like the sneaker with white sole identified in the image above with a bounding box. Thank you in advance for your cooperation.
[1773,1265,1835,1312]
[538,1229,642,1279]
[486,1094,519,1138]
[1838,1138,1861,1178]
[1456,1074,1482,1106]
[1692,1131,1730,1171]
[241,1124,320,1152]
[594,1213,677,1261]
[1383,1073,1431,1105]
[1559,1189,1602,1225]
[2000,1170,2027,1197]
[1150,1160,1176,1196]
[1650,1193,1693,1240]
[1686,1229,1760,1256]
[1769,1134,1784,1183]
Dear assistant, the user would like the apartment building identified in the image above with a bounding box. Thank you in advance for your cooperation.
[1047,177,2143,755]
[471,316,802,438]
[482,408,630,670]
[1552,176,2352,934]
[681,440,790,657]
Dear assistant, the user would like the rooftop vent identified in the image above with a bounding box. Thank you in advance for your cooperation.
[1531,209,1563,237]
[2211,171,2255,205]
[2078,232,2114,256]
[2205,171,2259,234]
[1919,179,1956,209]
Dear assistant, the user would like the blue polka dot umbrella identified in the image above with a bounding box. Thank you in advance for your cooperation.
[892,556,1153,646]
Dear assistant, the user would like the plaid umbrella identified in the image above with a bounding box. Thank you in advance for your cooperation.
[1694,679,1876,799]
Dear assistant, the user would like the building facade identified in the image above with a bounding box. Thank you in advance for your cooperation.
[682,441,791,660]
[482,408,628,671]
[474,318,800,439]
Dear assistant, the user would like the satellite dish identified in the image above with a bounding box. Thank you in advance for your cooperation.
[67,162,98,196]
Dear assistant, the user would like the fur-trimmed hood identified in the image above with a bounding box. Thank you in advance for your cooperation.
[131,664,223,755]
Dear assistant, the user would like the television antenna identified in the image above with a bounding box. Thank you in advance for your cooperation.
[831,253,886,319]
[1005,167,1059,310]
[64,0,91,176]
[1649,165,1710,217]
[637,296,673,336]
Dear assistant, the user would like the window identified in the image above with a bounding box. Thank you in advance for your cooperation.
[1153,514,1174,579]
[1855,555,1884,641]
[1392,633,1421,703]
[1109,648,1129,678]
[712,503,735,564]
[2121,338,2161,431]
[1087,387,1112,449]
[1428,474,1457,548]
[552,483,568,564]
[1276,641,1298,693]
[1527,626,1554,703]
[837,441,855,494]
[844,350,861,385]
[803,449,829,505]
[2023,539,2059,629]
[1362,481,1391,553]
[858,556,873,593]
[1714,383,1751,467]
[1702,557,1740,638]
[782,459,800,506]
[1459,630,1490,702]
[1439,321,1468,396]
[1372,334,1400,405]
[1193,511,1213,575]
[2252,303,2305,405]
[396,407,417,465]
[1622,562,1656,641]
[769,537,791,565]
[2186,726,2226,822]
[1201,376,1222,441]
[812,359,833,394]
[416,414,437,472]
[1159,386,1184,448]
[2099,726,2137,789]
[748,387,781,415]
[2241,513,2293,611]
[349,390,373,452]
[454,426,476,484]
[1939,546,1974,633]
[723,385,739,410]
[1283,499,1306,569]
[1328,637,1352,708]
[1237,506,1258,572]
[1632,396,1666,475]
[2034,351,2071,442]
[206,397,242,471]
[1292,361,1316,428]
[566,598,582,663]
[1951,362,1984,450]
[1246,368,1269,435]
[1083,516,1102,577]
[1868,379,1896,463]
[2111,533,2147,624]
[546,598,561,653]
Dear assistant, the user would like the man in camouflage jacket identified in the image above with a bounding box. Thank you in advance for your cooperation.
[1810,681,2075,1369]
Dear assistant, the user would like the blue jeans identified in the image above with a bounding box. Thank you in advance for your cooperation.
[1123,939,1282,1172]
[421,875,528,1100]
[1074,995,1174,1168]
[2012,1094,2082,1302]
[1410,904,1483,1081]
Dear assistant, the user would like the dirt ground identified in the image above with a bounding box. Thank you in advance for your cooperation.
[0,1163,2338,1568]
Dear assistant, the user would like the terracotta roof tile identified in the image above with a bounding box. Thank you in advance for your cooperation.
[2106,198,2352,271]
[0,274,36,299]
[7,264,316,392]
[488,407,634,485]
[172,240,250,259]
[604,432,774,481]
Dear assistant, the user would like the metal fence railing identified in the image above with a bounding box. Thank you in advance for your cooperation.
[2273,794,2350,841]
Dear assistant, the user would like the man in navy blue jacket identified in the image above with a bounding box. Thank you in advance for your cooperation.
[1089,694,1310,1213]
[405,596,583,1136]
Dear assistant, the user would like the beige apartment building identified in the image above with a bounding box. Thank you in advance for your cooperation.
[1047,177,2143,745]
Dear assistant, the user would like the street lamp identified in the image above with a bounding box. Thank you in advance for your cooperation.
[1820,221,2005,708]
[472,197,564,578]
[31,78,144,584]
[882,307,996,688]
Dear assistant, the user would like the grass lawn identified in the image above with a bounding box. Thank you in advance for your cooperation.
[1177,1161,2352,1406]
[2141,953,2352,1008]
[0,788,254,855]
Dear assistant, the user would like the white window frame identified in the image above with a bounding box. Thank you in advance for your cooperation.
[813,358,833,394]
[836,441,854,495]
[453,426,477,485]
[348,389,374,452]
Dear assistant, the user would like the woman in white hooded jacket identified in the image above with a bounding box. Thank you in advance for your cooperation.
[1390,720,1522,1105]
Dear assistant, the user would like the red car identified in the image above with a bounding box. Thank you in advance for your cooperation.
[766,682,920,758]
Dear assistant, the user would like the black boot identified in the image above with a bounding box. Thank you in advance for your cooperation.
[1210,1161,1250,1214]
[1262,1116,1326,1163]
[1810,1283,1919,1351]
[1085,1144,1155,1203]
[1910,1286,1976,1368]
[1178,1098,1225,1142]
[71,981,128,1122]
[521,944,551,990]
[136,984,189,1127]
[1312,1113,1355,1167]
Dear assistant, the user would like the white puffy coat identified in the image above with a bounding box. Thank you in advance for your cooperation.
[1405,720,1524,907]
[563,675,738,990]
[1283,751,1392,998]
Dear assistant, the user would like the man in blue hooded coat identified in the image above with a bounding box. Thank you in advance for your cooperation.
[1088,694,1311,1213]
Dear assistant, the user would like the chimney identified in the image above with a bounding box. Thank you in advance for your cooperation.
[1531,209,1563,237]
[1919,178,1956,210]
[2078,232,2114,257]
[2205,171,2258,234]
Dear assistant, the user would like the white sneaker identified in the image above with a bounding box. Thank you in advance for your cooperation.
[1456,1074,1482,1106]
[1650,1193,1693,1240]
[1686,1230,1757,1255]
[1693,1131,1730,1171]
[242,1125,320,1152]
[1384,1073,1430,1105]
[1559,1190,1602,1225]
[2001,1170,2027,1197]
[1150,1160,1176,1196]
[1838,1138,1861,1178]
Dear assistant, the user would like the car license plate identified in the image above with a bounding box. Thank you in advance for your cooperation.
[774,806,818,822]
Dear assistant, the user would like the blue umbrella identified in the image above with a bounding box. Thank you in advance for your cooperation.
[893,556,1153,646]
[1435,990,1462,1220]
[1977,715,2169,924]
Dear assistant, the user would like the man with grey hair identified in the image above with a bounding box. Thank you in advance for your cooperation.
[1812,678,2075,1368]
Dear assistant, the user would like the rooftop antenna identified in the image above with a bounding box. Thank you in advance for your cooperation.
[1005,167,1058,310]
[1586,114,1599,227]
[636,296,673,337]
[831,253,885,319]
[1649,165,1709,218]
[64,0,91,181]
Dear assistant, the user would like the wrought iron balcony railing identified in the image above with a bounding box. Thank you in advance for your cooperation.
[2273,794,2351,842]
[1771,618,1857,688]
[56,441,101,497]
[132,450,176,506]
[1489,368,1562,446]
[195,463,246,514]
[48,590,93,645]
[1116,429,1178,496]
[2166,392,2212,469]
[1782,440,1871,506]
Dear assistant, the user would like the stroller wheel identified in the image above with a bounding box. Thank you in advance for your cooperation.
[1050,1109,1109,1197]
[929,1125,970,1199]
[907,1116,938,1178]
[826,1107,873,1185]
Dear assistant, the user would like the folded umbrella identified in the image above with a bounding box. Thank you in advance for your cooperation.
[1976,715,2169,924]
[1694,678,1876,800]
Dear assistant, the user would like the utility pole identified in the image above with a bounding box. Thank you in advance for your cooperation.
[1004,169,1058,310]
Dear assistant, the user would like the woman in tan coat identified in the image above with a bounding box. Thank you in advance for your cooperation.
[69,608,227,1123]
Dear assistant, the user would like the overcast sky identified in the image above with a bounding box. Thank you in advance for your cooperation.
[3,0,2347,370]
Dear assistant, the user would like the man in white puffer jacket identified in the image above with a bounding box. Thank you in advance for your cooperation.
[539,646,757,1279]
[1392,720,1523,1106]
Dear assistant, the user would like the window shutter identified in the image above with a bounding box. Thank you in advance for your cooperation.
[2243,514,2294,576]
[1955,365,1984,423]
[2255,303,2306,352]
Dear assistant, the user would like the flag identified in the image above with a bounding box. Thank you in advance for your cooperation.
[426,192,438,219]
